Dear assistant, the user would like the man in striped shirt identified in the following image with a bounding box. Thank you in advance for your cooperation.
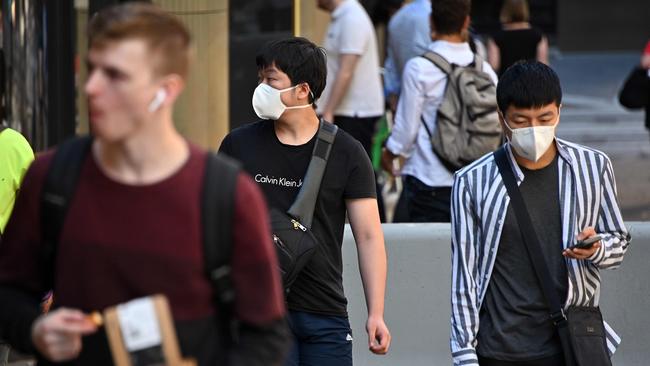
[450,61,630,366]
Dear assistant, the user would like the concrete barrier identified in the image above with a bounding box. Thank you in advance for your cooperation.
[342,222,650,366]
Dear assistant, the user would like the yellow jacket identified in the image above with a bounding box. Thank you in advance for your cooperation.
[0,127,34,233]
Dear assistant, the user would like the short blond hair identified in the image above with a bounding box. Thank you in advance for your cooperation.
[88,3,191,79]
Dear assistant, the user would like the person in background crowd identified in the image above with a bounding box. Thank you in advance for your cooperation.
[383,0,431,113]
[487,0,548,76]
[0,124,34,366]
[381,0,497,223]
[619,40,650,140]
[0,125,34,237]
[316,0,384,159]
[317,0,387,221]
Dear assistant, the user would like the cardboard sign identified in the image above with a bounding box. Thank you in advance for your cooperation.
[103,295,196,366]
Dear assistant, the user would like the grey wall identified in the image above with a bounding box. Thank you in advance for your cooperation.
[342,222,650,366]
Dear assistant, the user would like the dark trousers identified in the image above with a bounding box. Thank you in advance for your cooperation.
[403,175,451,222]
[333,115,379,158]
[478,353,566,366]
[334,115,386,222]
[285,311,353,366]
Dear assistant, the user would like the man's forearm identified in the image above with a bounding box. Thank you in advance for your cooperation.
[357,238,387,317]
[323,71,354,118]
[322,54,360,118]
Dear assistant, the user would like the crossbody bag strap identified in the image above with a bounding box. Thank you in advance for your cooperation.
[493,147,567,322]
[494,147,576,366]
[287,119,338,229]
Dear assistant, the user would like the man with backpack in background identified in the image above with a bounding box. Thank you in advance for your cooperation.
[381,0,500,222]
[0,4,289,365]
[219,37,390,366]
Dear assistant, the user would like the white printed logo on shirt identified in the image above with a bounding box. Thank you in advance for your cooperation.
[254,174,303,188]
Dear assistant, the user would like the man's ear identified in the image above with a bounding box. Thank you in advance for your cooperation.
[160,74,185,106]
[296,83,312,102]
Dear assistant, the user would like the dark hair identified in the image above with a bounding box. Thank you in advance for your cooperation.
[430,0,471,36]
[497,61,562,112]
[88,3,191,79]
[256,37,327,105]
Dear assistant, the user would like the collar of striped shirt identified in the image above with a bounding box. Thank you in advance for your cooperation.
[504,137,574,183]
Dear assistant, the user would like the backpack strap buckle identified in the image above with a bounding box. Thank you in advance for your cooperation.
[210,265,235,304]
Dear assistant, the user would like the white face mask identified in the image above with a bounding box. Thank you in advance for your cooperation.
[503,113,559,162]
[252,83,312,120]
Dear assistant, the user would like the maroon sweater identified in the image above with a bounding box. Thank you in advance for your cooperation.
[0,144,286,364]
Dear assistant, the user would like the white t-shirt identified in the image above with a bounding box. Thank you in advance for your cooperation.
[317,0,384,118]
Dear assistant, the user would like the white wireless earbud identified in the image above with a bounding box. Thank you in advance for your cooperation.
[148,89,167,112]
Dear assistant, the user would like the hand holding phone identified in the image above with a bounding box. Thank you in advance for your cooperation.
[567,234,602,251]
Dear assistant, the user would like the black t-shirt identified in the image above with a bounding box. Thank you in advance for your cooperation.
[492,27,543,76]
[219,120,376,316]
[477,154,567,360]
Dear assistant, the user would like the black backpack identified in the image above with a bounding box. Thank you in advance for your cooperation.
[39,136,241,345]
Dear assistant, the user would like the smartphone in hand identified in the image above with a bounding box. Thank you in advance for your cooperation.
[567,234,602,251]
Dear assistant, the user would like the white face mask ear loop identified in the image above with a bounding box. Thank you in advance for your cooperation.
[499,112,515,143]
[284,83,314,110]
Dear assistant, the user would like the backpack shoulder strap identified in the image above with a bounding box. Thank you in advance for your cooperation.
[202,151,241,346]
[41,136,93,290]
[421,51,453,75]
[472,53,484,72]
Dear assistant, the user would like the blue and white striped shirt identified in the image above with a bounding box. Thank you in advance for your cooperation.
[450,139,631,365]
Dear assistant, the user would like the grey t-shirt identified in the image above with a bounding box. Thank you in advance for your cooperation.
[477,154,568,360]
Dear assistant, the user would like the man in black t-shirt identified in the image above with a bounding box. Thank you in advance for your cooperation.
[220,37,391,366]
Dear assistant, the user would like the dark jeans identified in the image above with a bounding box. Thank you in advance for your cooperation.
[333,115,380,158]
[478,353,566,366]
[285,311,353,366]
[403,175,451,222]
